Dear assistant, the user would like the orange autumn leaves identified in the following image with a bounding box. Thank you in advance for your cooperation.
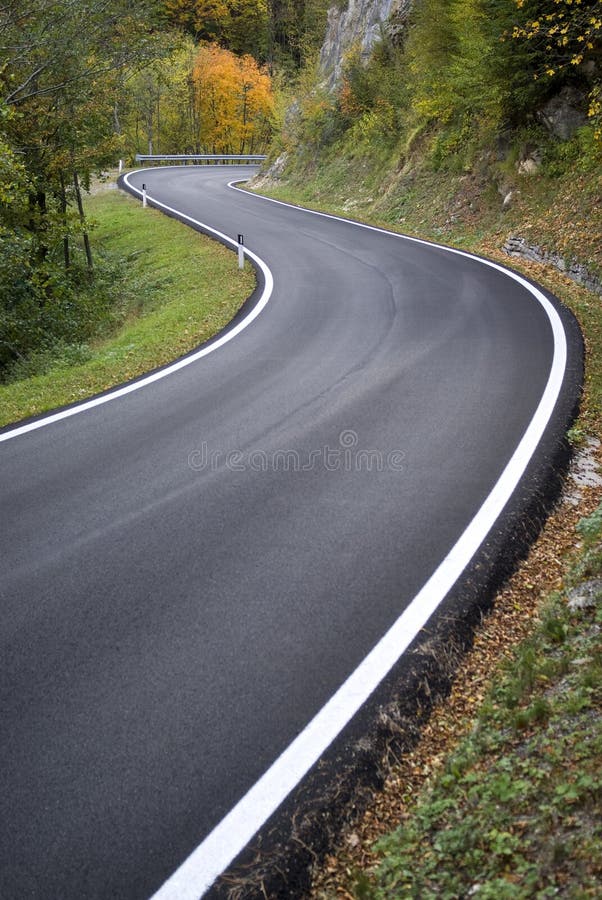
[192,43,273,153]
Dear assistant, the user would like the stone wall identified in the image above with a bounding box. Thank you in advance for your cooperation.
[504,235,602,296]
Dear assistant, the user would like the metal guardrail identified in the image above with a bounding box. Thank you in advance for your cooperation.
[134,154,266,165]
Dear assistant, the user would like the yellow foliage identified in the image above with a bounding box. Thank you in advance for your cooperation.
[512,0,601,143]
[513,0,602,71]
[191,43,273,152]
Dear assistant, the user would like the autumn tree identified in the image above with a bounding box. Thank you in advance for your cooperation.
[192,43,273,152]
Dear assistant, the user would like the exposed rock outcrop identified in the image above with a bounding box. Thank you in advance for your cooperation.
[517,146,543,176]
[537,86,588,141]
[252,152,290,188]
[503,235,602,295]
[319,0,413,88]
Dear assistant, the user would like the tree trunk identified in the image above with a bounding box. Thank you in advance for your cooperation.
[113,102,122,135]
[73,169,93,273]
[28,189,48,263]
[59,172,70,270]
[147,102,154,155]
[156,93,160,154]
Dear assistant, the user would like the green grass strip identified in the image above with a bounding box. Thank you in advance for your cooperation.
[367,516,602,899]
[0,187,255,428]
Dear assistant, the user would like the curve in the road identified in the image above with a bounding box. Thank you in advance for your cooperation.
[0,167,581,900]
[146,175,569,899]
[0,171,273,445]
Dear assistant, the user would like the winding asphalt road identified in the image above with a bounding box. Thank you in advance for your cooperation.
[0,167,581,899]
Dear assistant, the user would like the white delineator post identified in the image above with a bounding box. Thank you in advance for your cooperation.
[142,183,147,208]
[238,234,244,270]
[118,159,123,174]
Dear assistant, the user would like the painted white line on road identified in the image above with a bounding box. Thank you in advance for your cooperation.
[0,170,273,444]
[150,184,568,898]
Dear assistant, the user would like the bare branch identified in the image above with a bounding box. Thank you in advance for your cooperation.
[5,64,47,104]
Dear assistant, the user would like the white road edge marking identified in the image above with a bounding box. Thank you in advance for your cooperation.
[0,169,273,444]
[150,180,568,898]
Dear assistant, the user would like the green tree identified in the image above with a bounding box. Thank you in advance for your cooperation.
[0,0,172,373]
[121,38,201,155]
[1,0,170,263]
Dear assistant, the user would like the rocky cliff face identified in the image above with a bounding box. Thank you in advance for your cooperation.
[319,0,413,87]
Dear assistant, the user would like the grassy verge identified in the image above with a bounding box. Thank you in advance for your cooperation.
[250,160,602,897]
[310,449,602,899]
[0,186,254,428]
[363,507,602,899]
